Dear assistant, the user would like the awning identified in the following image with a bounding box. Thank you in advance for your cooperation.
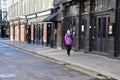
[43,12,58,22]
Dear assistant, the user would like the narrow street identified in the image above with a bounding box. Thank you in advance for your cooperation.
[0,43,95,80]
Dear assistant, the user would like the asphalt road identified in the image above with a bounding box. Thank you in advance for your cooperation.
[0,43,94,80]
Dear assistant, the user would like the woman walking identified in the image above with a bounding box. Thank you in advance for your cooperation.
[64,29,73,56]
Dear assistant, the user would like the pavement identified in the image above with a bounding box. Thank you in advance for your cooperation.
[0,39,120,80]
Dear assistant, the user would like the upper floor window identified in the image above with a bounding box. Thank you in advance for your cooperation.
[92,0,112,12]
[81,1,88,13]
[66,5,78,17]
[119,0,120,8]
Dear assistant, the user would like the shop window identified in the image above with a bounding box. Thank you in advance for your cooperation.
[98,18,101,38]
[93,18,97,38]
[93,0,110,12]
[81,2,88,13]
[102,17,106,38]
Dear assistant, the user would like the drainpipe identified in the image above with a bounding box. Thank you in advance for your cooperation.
[114,0,119,57]
[78,1,81,50]
[89,0,92,52]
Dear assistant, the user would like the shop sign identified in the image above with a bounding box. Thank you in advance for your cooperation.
[109,23,113,35]
[81,25,84,32]
[109,25,112,35]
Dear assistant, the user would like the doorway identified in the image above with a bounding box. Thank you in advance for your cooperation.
[91,15,110,53]
[80,16,87,50]
[46,23,52,46]
[27,25,31,43]
[62,17,76,49]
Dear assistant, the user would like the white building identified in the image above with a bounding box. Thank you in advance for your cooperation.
[7,0,54,20]
[1,0,7,21]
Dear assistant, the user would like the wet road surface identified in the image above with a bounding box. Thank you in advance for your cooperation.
[0,43,94,80]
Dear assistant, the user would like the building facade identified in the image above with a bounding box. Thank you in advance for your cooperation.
[8,0,54,44]
[1,0,7,21]
[54,0,120,57]
[89,0,116,57]
[8,0,120,58]
[0,0,8,38]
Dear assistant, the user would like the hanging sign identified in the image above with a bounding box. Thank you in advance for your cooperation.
[109,25,112,35]
[81,25,84,32]
[109,23,113,35]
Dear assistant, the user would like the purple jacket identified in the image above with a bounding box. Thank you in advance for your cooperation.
[64,33,72,45]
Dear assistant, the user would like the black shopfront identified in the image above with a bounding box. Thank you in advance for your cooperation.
[61,0,119,57]
[55,0,119,57]
[62,3,78,50]
[89,0,116,57]
[73,0,116,57]
[115,0,120,57]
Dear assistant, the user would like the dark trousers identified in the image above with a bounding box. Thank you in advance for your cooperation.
[66,45,72,56]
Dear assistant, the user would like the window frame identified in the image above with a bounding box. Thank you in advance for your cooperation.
[92,0,110,12]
